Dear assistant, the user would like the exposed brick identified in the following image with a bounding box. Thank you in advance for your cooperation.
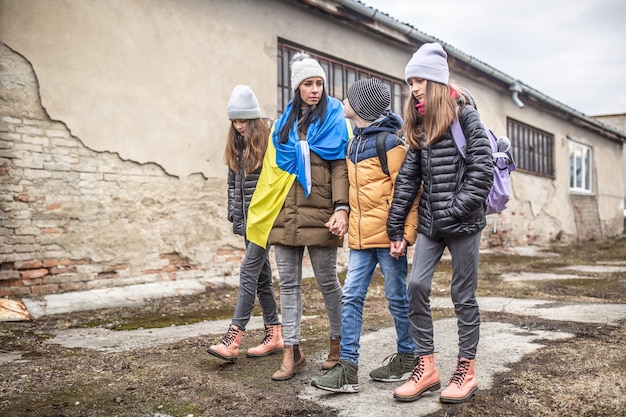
[0,270,20,281]
[43,259,59,268]
[49,266,76,275]
[14,194,32,202]
[58,282,87,292]
[30,283,61,295]
[14,260,43,269]
[0,286,32,297]
[96,271,118,279]
[102,264,127,272]
[21,277,43,286]
[20,268,48,279]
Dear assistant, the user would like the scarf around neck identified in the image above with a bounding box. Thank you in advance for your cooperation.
[273,95,348,197]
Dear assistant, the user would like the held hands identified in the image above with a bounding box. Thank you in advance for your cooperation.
[389,239,407,260]
[325,210,348,237]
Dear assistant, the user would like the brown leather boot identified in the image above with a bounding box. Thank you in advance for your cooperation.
[439,358,478,403]
[246,324,284,358]
[207,324,244,363]
[271,344,306,381]
[321,337,340,370]
[393,354,441,402]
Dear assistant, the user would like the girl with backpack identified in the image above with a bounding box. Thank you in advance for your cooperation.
[386,43,493,404]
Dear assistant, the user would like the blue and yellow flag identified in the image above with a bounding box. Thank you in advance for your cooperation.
[246,125,296,248]
[246,96,349,248]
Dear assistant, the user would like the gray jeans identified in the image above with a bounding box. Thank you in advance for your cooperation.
[231,240,280,330]
[409,232,481,359]
[274,245,343,345]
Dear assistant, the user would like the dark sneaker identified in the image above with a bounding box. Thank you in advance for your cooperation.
[311,360,359,393]
[369,352,414,382]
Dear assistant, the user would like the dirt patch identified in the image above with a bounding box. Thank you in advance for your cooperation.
[1,237,625,416]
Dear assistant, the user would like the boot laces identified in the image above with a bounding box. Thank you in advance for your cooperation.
[448,359,470,386]
[408,356,425,383]
[337,362,350,384]
[328,361,351,384]
[259,325,274,346]
[381,353,398,366]
[381,353,403,372]
[220,326,239,346]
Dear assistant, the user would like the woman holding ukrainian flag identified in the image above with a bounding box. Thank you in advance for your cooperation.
[247,51,350,381]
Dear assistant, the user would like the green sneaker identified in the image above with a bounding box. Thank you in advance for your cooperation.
[311,360,359,393]
[369,352,414,382]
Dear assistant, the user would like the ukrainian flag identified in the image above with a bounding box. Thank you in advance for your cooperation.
[246,96,350,248]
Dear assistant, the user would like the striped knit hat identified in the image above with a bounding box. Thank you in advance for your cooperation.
[346,78,391,122]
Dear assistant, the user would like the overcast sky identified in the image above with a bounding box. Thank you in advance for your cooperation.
[362,0,626,116]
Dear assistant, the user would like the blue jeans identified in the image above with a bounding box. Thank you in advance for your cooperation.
[340,248,415,364]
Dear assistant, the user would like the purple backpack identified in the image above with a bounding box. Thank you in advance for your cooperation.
[451,117,516,231]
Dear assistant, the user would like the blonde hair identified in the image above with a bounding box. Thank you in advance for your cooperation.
[403,81,466,149]
[224,118,270,175]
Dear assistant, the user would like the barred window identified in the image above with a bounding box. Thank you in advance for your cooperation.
[569,140,593,193]
[507,118,554,177]
[277,40,406,116]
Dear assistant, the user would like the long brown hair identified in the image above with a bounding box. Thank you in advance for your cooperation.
[224,118,270,175]
[403,81,465,149]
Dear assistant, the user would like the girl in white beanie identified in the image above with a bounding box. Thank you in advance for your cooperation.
[387,43,494,404]
[207,85,284,362]
[246,52,350,381]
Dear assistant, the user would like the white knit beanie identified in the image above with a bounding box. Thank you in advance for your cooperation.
[227,85,261,120]
[347,78,391,122]
[405,42,450,85]
[290,52,327,91]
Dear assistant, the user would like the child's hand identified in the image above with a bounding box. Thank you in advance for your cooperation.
[389,240,407,259]
[325,210,348,237]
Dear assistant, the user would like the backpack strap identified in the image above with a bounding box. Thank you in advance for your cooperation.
[450,117,467,158]
[375,132,389,176]
[347,118,390,176]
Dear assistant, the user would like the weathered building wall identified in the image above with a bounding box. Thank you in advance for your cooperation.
[0,0,281,179]
[0,44,248,296]
[594,113,626,214]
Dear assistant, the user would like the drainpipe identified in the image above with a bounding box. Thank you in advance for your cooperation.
[509,82,525,108]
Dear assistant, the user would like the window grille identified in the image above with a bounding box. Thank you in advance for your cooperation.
[277,41,406,116]
[507,118,554,178]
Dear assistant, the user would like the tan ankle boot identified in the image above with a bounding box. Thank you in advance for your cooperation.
[246,324,284,358]
[439,358,478,403]
[207,324,243,362]
[271,344,306,381]
[393,354,441,402]
[321,337,340,370]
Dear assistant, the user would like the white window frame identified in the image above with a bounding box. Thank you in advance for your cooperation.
[569,140,593,193]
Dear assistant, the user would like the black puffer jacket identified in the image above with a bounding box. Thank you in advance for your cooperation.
[227,162,261,237]
[387,104,493,240]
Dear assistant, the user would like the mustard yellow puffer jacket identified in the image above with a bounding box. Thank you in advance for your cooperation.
[347,113,418,249]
